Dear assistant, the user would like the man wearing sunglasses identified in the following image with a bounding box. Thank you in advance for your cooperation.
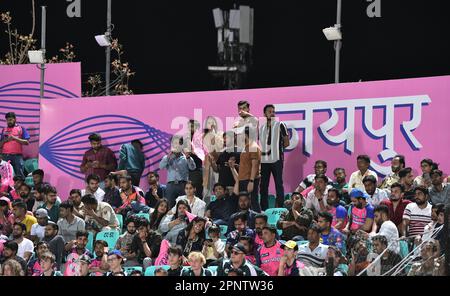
[217,243,267,276]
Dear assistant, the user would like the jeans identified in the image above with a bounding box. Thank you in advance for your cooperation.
[260,160,285,210]
[128,171,142,187]
[239,178,261,213]
[165,182,187,208]
[2,154,25,178]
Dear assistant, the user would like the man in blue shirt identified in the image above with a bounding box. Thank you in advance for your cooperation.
[318,211,346,256]
[159,135,196,208]
[118,140,145,187]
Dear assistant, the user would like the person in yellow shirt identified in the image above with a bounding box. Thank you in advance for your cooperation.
[12,201,37,236]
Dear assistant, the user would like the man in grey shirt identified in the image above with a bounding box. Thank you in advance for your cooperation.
[43,222,66,270]
[429,169,450,205]
[58,200,86,242]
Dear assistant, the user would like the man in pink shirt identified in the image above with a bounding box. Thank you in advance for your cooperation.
[255,225,284,276]
[0,112,30,178]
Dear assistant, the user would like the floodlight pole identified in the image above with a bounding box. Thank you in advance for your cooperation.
[334,0,342,83]
[40,6,46,99]
[105,0,112,96]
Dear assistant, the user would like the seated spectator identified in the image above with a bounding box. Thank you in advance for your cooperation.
[363,175,389,206]
[324,246,348,276]
[42,222,65,270]
[348,155,378,192]
[368,235,402,276]
[317,211,346,256]
[294,160,331,193]
[181,252,212,276]
[398,168,416,201]
[30,208,49,244]
[32,185,47,213]
[103,174,122,210]
[12,222,33,261]
[428,169,450,205]
[39,252,62,276]
[348,238,370,276]
[117,175,147,217]
[379,155,405,190]
[64,230,93,275]
[277,240,304,276]
[77,254,93,277]
[277,193,313,241]
[17,183,34,212]
[115,216,138,264]
[305,174,332,215]
[89,240,109,275]
[171,181,206,217]
[1,258,25,276]
[69,189,85,219]
[408,239,444,276]
[57,200,86,243]
[325,188,348,232]
[297,224,328,268]
[105,250,126,276]
[149,198,169,231]
[130,219,162,269]
[38,186,60,223]
[152,268,166,276]
[216,243,267,276]
[27,241,50,276]
[0,241,27,274]
[81,174,105,203]
[202,225,225,265]
[343,189,375,235]
[0,197,14,237]
[228,192,258,232]
[176,216,206,257]
[225,212,255,257]
[380,182,411,231]
[159,200,191,245]
[238,236,256,265]
[31,169,45,190]
[422,203,445,247]
[12,201,37,236]
[401,186,432,239]
[82,193,119,232]
[144,171,166,208]
[167,246,184,276]
[205,183,237,225]
[254,213,268,248]
[413,158,435,188]
[331,168,349,203]
[363,205,399,253]
[255,226,283,276]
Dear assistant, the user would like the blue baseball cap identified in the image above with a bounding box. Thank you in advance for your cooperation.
[350,188,369,199]
[108,250,124,258]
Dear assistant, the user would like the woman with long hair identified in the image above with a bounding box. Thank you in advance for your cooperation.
[1,259,25,276]
[202,116,223,199]
[159,199,191,244]
[176,216,207,257]
[149,198,169,231]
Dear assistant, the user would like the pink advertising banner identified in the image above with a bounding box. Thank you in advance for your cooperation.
[0,62,81,158]
[39,75,450,198]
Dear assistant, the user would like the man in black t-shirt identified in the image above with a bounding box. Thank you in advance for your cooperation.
[211,131,240,192]
[205,183,238,225]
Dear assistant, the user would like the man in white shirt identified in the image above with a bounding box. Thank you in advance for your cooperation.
[12,222,34,261]
[30,208,49,244]
[81,174,105,203]
[362,204,399,253]
[305,174,332,215]
[297,224,328,268]
[295,160,332,193]
[363,175,389,206]
[348,155,378,192]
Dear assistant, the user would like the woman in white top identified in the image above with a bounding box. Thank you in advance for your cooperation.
[201,116,223,199]
[170,181,206,217]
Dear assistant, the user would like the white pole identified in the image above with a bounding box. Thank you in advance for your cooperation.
[335,0,342,83]
[40,6,46,99]
[105,0,112,96]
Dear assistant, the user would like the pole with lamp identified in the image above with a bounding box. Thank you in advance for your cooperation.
[323,0,342,84]
[28,6,47,98]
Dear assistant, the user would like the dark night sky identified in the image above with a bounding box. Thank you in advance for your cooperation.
[1,0,450,94]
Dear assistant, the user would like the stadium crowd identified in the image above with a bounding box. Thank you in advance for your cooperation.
[0,103,448,276]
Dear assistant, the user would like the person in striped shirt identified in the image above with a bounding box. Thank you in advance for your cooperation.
[297,223,328,268]
[401,186,432,239]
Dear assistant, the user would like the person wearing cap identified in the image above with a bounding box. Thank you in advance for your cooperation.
[343,189,375,235]
[106,250,127,276]
[255,225,283,276]
[12,201,37,236]
[30,208,49,244]
[0,196,14,237]
[217,242,267,276]
[77,254,94,276]
[278,240,304,276]
[348,155,378,193]
[0,112,30,179]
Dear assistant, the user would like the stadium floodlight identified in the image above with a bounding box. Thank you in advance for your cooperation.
[322,26,342,41]
[95,34,111,47]
[213,8,224,28]
[27,50,45,64]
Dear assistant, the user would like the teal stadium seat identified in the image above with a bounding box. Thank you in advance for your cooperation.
[95,230,120,249]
